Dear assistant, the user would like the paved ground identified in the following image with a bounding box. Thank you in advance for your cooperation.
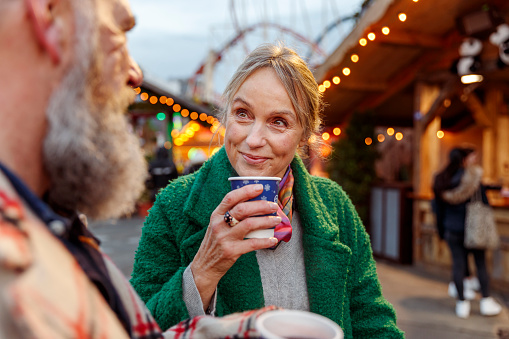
[90,216,509,338]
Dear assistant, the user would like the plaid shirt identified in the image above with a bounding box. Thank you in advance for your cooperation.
[0,164,277,339]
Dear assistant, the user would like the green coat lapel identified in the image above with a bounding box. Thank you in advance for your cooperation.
[179,147,352,323]
[291,157,352,328]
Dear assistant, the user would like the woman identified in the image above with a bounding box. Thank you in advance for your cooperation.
[433,147,501,318]
[131,44,403,338]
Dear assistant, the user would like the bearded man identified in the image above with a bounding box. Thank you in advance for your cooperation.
[0,0,275,338]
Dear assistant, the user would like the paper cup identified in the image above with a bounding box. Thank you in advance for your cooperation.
[256,310,344,339]
[228,176,281,239]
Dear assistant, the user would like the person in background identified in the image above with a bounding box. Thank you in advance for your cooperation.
[0,0,284,337]
[183,148,208,175]
[433,147,502,319]
[148,147,178,201]
[131,43,404,338]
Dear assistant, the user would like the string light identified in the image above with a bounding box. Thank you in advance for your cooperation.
[323,80,331,88]
[190,112,199,120]
[437,130,445,139]
[351,54,359,63]
[342,68,351,76]
[191,122,201,131]
[332,76,340,84]
[359,38,367,46]
[166,98,174,106]
[200,113,208,121]
[134,87,141,94]
[322,132,330,141]
[443,99,451,107]
[159,96,167,104]
[320,145,332,157]
[150,96,158,104]
[140,93,148,101]
[333,128,341,136]
[365,137,373,145]
[387,128,395,136]
[395,132,403,140]
[382,27,390,35]
[378,134,385,142]
[181,109,189,117]
[398,13,407,22]
[318,85,326,92]
[368,32,376,41]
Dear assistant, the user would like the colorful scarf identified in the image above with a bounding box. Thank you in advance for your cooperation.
[273,167,293,243]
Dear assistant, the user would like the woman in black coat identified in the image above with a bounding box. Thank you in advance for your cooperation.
[433,147,501,319]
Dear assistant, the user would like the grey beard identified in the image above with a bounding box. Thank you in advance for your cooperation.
[43,71,147,220]
[42,6,147,219]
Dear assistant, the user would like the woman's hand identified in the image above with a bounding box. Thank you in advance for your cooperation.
[190,184,280,310]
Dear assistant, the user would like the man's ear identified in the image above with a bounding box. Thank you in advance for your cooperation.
[26,0,64,64]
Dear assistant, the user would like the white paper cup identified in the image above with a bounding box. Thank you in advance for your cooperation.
[228,176,281,239]
[256,310,343,339]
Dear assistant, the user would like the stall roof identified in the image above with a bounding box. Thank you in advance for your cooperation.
[130,74,212,117]
[315,0,509,127]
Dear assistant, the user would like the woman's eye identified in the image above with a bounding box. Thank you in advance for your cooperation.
[235,109,248,118]
[273,119,288,127]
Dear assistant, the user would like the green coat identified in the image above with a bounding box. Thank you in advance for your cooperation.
[131,147,404,338]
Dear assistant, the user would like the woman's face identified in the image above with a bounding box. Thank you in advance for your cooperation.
[224,67,306,178]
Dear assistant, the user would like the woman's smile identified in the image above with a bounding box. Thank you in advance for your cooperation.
[240,152,270,165]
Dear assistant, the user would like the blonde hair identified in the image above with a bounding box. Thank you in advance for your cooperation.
[218,43,324,157]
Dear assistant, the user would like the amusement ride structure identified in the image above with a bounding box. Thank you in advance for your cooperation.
[187,0,366,106]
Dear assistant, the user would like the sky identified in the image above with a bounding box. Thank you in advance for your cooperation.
[127,0,364,94]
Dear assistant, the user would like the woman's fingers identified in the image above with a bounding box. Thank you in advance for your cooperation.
[230,200,279,221]
[228,214,281,239]
[215,184,264,215]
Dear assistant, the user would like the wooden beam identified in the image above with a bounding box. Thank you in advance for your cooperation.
[420,79,460,127]
[358,52,437,112]
[375,30,444,49]
[462,92,492,128]
[328,80,388,92]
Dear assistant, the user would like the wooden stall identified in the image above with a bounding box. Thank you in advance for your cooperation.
[315,0,509,291]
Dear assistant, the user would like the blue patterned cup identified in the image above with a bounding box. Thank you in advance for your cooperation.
[228,176,281,238]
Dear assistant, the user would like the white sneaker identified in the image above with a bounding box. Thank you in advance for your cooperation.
[480,297,502,316]
[448,282,476,300]
[456,300,471,318]
[465,277,480,291]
